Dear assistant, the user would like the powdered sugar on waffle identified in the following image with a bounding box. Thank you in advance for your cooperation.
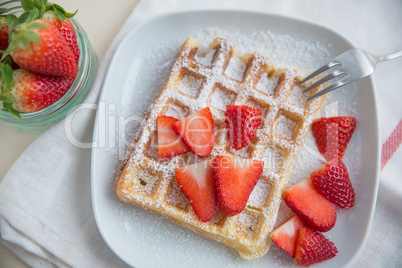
[225,57,248,81]
[177,74,204,97]
[210,86,236,111]
[194,48,216,66]
[256,73,279,95]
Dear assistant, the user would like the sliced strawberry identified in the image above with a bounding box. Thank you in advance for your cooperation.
[312,116,357,161]
[294,227,338,266]
[41,10,80,63]
[225,105,262,150]
[157,116,190,158]
[9,20,77,77]
[175,160,216,222]
[311,158,355,210]
[173,107,214,158]
[270,215,306,258]
[282,178,336,232]
[213,155,264,216]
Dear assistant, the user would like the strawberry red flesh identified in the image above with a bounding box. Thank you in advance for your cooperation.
[312,116,357,161]
[10,20,77,77]
[173,107,214,158]
[282,178,336,232]
[175,160,216,222]
[270,215,306,258]
[311,158,356,210]
[294,227,338,266]
[157,116,189,158]
[213,155,264,216]
[225,105,262,150]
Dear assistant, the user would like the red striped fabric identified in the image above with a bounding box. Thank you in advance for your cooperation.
[381,119,402,170]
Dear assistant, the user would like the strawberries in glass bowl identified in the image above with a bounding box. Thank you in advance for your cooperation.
[0,0,98,132]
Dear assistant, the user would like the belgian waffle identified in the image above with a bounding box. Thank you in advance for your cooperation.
[115,37,327,259]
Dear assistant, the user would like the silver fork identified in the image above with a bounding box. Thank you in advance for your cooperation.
[300,48,402,100]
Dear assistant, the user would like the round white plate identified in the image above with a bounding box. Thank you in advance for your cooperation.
[91,10,380,268]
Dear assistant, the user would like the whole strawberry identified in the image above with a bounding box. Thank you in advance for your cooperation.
[294,227,338,266]
[0,16,22,70]
[8,20,77,77]
[0,17,9,51]
[41,10,80,63]
[311,158,355,210]
[311,116,357,161]
[7,68,76,113]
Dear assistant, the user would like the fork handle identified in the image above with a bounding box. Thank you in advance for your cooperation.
[377,49,402,62]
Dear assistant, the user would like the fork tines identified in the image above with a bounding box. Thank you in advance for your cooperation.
[299,61,346,100]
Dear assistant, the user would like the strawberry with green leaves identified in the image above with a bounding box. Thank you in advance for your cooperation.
[0,0,80,117]
[0,64,76,114]
[0,13,19,67]
[21,0,79,61]
[6,19,77,77]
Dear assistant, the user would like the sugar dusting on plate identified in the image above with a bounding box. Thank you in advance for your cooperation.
[109,26,359,267]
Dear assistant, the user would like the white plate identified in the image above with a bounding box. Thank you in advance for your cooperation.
[91,10,380,268]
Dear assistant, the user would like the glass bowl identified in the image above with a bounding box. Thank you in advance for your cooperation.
[0,1,98,133]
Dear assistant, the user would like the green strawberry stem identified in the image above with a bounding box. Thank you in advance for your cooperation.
[0,1,78,31]
[0,20,49,61]
[0,8,10,15]
[20,0,78,22]
[0,61,20,118]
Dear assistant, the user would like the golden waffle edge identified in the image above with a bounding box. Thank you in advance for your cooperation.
[115,37,328,260]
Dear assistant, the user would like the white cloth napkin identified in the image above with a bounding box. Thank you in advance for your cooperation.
[1,0,402,267]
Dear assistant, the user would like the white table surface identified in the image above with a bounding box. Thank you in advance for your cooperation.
[0,0,139,266]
